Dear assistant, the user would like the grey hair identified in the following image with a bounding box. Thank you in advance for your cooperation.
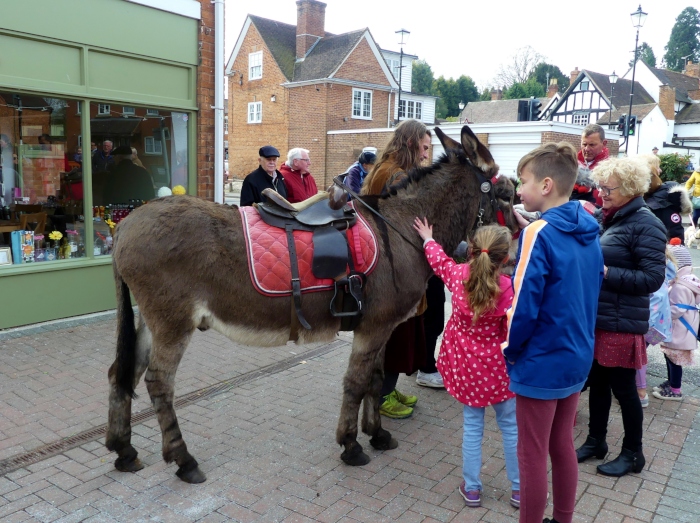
[582,124,605,141]
[286,147,309,167]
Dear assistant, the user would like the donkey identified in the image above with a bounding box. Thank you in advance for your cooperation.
[106,125,514,483]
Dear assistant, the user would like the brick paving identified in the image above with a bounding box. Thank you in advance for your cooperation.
[0,316,699,522]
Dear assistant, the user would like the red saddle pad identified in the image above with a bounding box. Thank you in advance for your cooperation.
[239,203,378,297]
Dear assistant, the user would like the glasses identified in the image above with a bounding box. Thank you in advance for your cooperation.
[597,185,621,196]
[297,158,311,163]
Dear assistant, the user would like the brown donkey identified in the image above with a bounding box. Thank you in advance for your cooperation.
[106,125,514,483]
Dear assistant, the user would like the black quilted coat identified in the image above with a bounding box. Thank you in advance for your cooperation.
[595,197,667,334]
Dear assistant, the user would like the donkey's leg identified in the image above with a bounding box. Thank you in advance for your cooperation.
[336,329,392,466]
[144,330,205,483]
[362,356,398,452]
[106,320,152,472]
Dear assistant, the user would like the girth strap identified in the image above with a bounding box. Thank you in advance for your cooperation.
[285,223,312,331]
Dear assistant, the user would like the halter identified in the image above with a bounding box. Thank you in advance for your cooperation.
[471,165,502,230]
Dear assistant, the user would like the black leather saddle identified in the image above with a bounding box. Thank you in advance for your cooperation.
[256,189,365,336]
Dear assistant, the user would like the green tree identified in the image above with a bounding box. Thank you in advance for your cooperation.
[529,62,570,93]
[630,42,657,68]
[503,78,544,100]
[479,88,492,101]
[659,153,693,183]
[411,60,435,95]
[455,75,479,105]
[433,76,459,117]
[664,7,700,72]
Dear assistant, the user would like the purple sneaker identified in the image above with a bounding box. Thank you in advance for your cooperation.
[458,481,481,507]
[510,490,520,508]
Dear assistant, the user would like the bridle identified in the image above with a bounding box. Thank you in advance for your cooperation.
[472,168,502,230]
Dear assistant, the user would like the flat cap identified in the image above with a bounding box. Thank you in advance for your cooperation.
[259,145,280,157]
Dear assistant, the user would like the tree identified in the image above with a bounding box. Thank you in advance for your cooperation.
[479,88,492,101]
[433,76,459,118]
[630,42,656,68]
[664,7,700,72]
[529,62,570,93]
[455,75,479,105]
[412,60,434,95]
[493,46,544,88]
[503,78,545,100]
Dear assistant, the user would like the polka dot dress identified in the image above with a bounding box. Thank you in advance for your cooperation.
[424,240,515,407]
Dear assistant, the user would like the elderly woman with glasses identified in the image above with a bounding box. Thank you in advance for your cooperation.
[575,157,667,478]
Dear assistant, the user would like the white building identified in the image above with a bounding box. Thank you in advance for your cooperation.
[380,48,437,124]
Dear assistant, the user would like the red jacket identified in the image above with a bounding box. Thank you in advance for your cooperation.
[573,147,609,206]
[278,164,318,203]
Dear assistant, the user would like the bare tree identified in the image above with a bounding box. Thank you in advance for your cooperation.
[493,46,545,88]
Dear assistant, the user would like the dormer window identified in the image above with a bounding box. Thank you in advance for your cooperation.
[249,51,262,80]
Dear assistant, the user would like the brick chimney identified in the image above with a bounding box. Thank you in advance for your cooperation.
[688,88,700,101]
[684,60,700,80]
[659,85,676,120]
[296,0,326,60]
[547,78,559,97]
[570,67,580,85]
[491,88,502,101]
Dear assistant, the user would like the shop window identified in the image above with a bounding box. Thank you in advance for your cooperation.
[89,103,189,256]
[0,91,86,264]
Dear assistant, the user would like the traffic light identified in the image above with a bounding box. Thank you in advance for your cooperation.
[617,115,627,132]
[517,100,529,122]
[628,115,637,136]
[529,98,542,121]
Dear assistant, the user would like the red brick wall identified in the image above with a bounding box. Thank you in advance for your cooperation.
[196,0,216,200]
[659,86,676,121]
[334,38,390,87]
[289,84,328,186]
[296,0,326,59]
[228,22,290,180]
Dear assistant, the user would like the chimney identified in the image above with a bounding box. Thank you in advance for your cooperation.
[688,88,700,101]
[296,0,326,60]
[659,85,676,120]
[547,78,558,98]
[491,88,502,101]
[684,60,700,80]
[570,67,580,85]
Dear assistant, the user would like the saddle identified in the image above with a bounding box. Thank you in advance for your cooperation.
[256,189,365,335]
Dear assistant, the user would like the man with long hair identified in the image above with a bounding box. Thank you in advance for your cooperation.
[361,119,442,419]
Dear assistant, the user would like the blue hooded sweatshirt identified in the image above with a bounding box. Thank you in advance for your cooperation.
[502,200,604,400]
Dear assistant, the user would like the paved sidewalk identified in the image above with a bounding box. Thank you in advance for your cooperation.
[0,316,699,522]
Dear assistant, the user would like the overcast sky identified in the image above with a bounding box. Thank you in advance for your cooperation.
[224,0,694,89]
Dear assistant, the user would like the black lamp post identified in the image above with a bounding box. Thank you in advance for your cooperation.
[626,4,647,154]
[458,101,465,124]
[609,70,618,129]
[395,28,410,123]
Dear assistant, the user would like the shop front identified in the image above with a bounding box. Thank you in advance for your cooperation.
[0,0,213,329]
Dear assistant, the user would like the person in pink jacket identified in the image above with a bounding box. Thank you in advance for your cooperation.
[654,238,700,401]
[413,219,519,510]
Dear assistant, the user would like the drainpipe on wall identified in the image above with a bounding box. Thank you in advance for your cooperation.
[387,89,394,127]
[213,0,225,203]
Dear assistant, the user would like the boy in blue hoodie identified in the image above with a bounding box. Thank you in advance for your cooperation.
[503,142,604,523]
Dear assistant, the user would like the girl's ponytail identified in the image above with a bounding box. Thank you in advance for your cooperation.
[466,226,511,323]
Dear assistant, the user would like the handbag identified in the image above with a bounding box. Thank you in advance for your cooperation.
[692,195,700,209]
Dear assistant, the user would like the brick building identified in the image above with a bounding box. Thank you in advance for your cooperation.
[225,0,400,186]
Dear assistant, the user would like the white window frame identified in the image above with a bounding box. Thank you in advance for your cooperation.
[247,101,262,124]
[144,136,163,155]
[249,51,263,81]
[76,101,81,115]
[390,59,400,79]
[224,115,229,134]
[579,80,590,91]
[572,112,589,126]
[122,106,135,115]
[78,135,82,148]
[352,88,372,120]
[98,104,110,115]
[146,109,159,116]
[415,100,422,120]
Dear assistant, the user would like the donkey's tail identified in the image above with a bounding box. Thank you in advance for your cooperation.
[114,266,137,399]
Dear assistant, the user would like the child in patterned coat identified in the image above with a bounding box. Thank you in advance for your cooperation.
[413,219,519,509]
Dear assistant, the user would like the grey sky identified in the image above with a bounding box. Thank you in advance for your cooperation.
[225,0,693,90]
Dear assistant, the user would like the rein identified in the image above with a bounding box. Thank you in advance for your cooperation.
[332,176,424,253]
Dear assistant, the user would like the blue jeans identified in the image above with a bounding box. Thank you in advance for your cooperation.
[462,397,519,492]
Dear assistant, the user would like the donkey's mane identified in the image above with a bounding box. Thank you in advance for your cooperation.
[381,150,469,198]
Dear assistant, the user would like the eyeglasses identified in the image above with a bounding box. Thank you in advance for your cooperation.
[297,158,311,163]
[597,185,621,196]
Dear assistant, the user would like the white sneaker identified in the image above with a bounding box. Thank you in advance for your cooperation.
[416,370,444,388]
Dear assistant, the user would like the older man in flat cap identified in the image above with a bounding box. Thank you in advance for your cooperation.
[240,145,288,206]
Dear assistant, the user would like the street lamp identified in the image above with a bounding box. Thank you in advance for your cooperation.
[626,4,647,154]
[395,28,410,123]
[458,101,465,124]
[608,71,617,129]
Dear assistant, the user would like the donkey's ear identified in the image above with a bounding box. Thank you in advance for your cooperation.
[434,126,462,152]
[461,125,496,173]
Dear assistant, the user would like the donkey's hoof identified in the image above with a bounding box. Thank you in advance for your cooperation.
[176,464,207,483]
[340,442,370,466]
[370,436,398,451]
[114,456,144,473]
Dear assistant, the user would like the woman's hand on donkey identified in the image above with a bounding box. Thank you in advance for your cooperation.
[413,217,433,242]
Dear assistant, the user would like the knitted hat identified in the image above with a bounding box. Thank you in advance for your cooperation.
[669,238,693,269]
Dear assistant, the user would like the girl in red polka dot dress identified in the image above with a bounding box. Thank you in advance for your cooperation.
[413,219,519,510]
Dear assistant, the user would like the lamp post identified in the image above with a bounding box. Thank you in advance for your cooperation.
[395,28,410,123]
[458,101,465,124]
[609,70,617,130]
[626,4,647,154]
